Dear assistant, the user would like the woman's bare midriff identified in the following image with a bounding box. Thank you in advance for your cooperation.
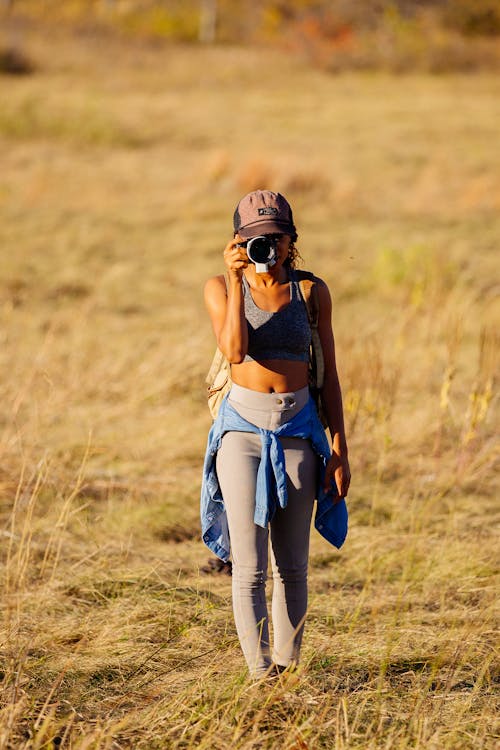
[231,359,309,393]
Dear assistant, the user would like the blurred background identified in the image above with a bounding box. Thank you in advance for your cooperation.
[1,0,498,478]
[3,0,500,70]
[0,3,498,746]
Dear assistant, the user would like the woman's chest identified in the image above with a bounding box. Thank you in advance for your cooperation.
[247,283,291,313]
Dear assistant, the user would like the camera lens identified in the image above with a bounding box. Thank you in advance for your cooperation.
[247,236,275,265]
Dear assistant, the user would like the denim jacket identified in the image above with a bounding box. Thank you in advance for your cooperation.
[200,395,348,562]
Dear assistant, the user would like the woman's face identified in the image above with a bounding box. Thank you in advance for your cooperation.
[274,234,292,266]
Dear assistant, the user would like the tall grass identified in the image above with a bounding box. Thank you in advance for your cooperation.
[0,21,498,749]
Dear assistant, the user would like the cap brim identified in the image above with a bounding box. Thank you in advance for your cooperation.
[237,220,294,240]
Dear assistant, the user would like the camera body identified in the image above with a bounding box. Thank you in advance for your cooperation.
[245,235,277,273]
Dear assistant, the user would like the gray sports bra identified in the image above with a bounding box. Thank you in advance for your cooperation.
[242,271,311,363]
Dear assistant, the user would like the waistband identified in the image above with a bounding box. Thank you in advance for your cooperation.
[229,383,309,410]
[228,384,310,430]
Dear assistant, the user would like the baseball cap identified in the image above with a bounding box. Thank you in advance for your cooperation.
[233,190,297,240]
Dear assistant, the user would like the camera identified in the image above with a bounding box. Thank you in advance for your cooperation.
[245,235,277,273]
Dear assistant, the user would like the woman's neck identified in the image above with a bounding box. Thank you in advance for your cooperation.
[244,264,289,288]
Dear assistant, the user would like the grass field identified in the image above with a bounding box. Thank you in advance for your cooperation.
[0,19,499,749]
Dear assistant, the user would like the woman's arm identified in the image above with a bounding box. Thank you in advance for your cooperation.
[316,278,351,498]
[203,237,249,363]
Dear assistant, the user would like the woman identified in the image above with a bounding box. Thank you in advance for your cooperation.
[201,190,350,678]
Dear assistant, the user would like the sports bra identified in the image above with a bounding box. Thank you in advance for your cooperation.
[242,270,311,363]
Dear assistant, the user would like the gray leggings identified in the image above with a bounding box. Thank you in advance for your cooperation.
[216,384,317,677]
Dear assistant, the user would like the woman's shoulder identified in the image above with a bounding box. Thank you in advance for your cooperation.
[294,269,328,290]
[205,273,227,288]
[204,274,228,302]
[294,269,332,311]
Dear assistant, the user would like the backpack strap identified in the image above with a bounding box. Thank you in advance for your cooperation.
[295,270,319,326]
[295,270,325,390]
[205,347,227,387]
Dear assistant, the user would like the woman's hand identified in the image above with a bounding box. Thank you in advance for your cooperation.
[323,452,351,502]
[223,236,249,279]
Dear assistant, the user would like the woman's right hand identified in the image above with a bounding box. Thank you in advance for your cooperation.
[224,236,249,278]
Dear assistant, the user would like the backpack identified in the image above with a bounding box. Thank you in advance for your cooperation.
[205,270,327,425]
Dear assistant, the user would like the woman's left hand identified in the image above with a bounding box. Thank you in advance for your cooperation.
[324,453,351,501]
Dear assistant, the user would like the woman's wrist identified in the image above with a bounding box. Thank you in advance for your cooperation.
[331,433,348,457]
[331,448,349,461]
[226,268,244,284]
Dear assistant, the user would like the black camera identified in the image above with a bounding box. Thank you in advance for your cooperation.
[245,235,277,273]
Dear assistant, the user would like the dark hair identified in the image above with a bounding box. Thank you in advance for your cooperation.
[287,240,302,269]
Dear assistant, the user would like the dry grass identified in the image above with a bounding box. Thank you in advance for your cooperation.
[0,19,499,750]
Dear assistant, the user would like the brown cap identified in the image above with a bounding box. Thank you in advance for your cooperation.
[233,190,297,240]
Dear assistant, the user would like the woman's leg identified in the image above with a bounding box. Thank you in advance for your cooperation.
[270,437,317,668]
[216,431,272,677]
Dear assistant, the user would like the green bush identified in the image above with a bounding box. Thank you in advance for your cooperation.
[118,5,199,41]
